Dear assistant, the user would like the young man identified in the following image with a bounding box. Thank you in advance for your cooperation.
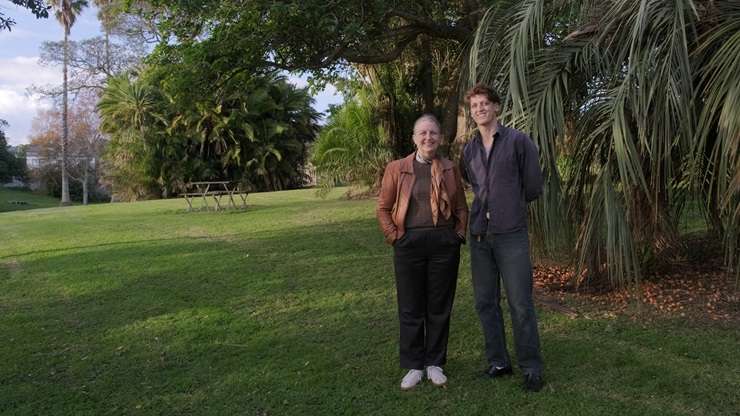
[459,83,545,392]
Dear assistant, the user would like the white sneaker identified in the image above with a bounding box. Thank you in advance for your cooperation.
[426,366,447,386]
[400,369,424,390]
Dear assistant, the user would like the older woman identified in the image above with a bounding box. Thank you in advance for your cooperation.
[377,114,469,390]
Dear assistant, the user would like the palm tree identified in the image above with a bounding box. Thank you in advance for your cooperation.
[466,0,740,286]
[93,0,114,73]
[311,88,391,193]
[98,74,159,199]
[98,74,156,136]
[50,0,89,204]
[238,75,319,191]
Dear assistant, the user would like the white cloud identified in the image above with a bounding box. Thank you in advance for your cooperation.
[0,4,101,145]
[0,89,49,114]
[0,89,52,146]
[0,56,60,87]
[0,56,57,145]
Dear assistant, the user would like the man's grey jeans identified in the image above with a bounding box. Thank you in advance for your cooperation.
[469,229,543,375]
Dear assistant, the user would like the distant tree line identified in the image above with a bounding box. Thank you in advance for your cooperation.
[98,70,319,200]
[0,120,27,183]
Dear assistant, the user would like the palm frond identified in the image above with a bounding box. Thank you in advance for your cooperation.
[692,1,740,278]
[576,161,642,287]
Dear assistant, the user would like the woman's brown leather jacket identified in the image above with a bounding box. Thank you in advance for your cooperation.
[376,152,469,245]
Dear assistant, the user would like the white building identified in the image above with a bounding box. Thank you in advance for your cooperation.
[24,145,97,169]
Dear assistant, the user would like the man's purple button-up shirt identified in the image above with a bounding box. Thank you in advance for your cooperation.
[460,123,543,236]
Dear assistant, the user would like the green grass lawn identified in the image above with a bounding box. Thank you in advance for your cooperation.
[1,189,737,415]
[0,188,63,212]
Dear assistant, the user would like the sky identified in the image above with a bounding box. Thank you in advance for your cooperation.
[0,3,342,146]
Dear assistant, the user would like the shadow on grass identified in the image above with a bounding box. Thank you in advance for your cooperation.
[1,218,398,413]
[2,197,376,261]
[2,218,739,415]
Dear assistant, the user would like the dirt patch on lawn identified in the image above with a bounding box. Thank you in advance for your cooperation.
[533,236,739,328]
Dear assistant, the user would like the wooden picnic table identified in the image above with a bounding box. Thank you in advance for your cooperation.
[182,181,249,211]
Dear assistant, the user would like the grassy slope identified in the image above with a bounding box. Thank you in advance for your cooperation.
[0,188,62,212]
[0,189,737,415]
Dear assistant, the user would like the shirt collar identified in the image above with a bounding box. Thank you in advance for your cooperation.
[415,151,433,164]
[473,122,504,145]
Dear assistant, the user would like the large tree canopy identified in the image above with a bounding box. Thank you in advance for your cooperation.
[467,0,740,285]
[137,0,494,144]
[144,0,486,72]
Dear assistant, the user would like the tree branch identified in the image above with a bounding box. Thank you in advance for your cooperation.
[388,10,470,42]
[342,29,423,64]
[303,24,427,67]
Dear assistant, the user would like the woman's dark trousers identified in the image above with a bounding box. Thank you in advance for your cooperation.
[393,227,461,370]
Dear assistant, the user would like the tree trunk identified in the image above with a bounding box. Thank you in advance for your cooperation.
[381,91,402,158]
[104,30,111,74]
[82,159,89,205]
[60,28,71,205]
[441,69,462,158]
[630,185,685,271]
[262,169,272,191]
[419,37,434,114]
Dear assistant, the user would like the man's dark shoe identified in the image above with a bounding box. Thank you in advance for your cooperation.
[483,365,513,378]
[523,373,544,392]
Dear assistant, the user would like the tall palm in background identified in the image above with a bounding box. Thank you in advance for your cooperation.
[50,0,89,204]
[92,0,114,71]
[467,0,740,287]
